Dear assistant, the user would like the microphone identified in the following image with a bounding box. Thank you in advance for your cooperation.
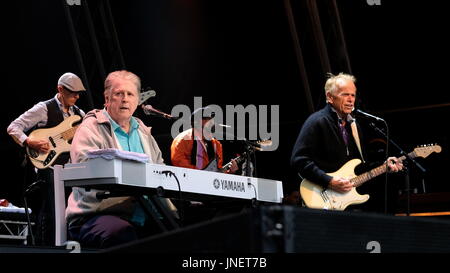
[354,109,385,122]
[142,104,176,120]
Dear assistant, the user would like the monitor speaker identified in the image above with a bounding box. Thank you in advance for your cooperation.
[104,205,450,253]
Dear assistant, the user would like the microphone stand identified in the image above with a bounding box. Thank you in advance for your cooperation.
[242,140,256,177]
[221,129,258,177]
[141,105,179,120]
[368,122,426,216]
[20,153,36,246]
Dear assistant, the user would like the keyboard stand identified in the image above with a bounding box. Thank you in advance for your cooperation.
[148,196,179,230]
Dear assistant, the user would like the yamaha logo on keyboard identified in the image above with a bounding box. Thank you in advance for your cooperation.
[213,179,220,189]
[213,178,245,192]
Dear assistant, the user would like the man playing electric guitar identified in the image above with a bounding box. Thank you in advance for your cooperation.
[171,106,239,174]
[7,72,86,246]
[170,106,240,225]
[291,73,403,210]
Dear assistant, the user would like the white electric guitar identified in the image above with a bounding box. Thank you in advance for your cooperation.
[299,144,441,210]
[26,115,81,169]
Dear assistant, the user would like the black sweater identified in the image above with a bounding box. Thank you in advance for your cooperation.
[291,104,366,188]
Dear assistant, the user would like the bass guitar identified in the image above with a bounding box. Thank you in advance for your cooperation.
[26,115,81,169]
[299,144,441,210]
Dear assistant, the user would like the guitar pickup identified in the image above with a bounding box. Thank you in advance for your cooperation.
[320,190,328,202]
[49,137,56,148]
[44,150,56,165]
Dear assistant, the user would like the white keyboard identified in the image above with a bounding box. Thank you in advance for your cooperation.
[58,157,283,203]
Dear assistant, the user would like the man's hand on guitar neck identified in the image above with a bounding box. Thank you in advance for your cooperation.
[225,159,239,174]
[386,156,403,173]
[25,138,50,153]
[329,177,354,193]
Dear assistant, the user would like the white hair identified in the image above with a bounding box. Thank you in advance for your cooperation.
[324,72,356,101]
[104,70,141,97]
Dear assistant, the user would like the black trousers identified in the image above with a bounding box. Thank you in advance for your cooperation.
[28,169,55,246]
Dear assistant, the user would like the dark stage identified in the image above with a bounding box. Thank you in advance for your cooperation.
[1,0,449,254]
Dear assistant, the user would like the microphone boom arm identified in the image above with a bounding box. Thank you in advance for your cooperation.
[142,104,178,120]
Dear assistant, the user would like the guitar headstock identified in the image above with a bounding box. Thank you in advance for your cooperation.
[413,144,442,158]
[139,88,156,105]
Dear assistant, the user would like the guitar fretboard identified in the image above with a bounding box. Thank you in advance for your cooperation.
[220,153,247,172]
[351,154,411,187]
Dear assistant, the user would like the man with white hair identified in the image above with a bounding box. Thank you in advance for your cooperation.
[291,73,403,204]
[66,70,176,248]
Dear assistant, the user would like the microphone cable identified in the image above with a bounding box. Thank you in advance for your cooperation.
[247,182,258,207]
[252,151,257,178]
[382,120,389,214]
[160,170,184,227]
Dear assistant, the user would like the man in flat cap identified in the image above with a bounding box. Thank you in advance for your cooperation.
[170,106,239,226]
[7,72,86,246]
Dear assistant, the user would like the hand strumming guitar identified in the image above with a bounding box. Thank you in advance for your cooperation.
[329,177,354,193]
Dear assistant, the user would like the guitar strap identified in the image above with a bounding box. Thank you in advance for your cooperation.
[191,128,218,170]
[351,121,365,163]
[196,139,217,169]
